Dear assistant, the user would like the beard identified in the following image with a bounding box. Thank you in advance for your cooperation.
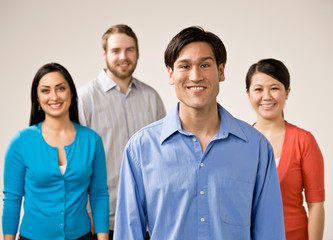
[106,60,137,79]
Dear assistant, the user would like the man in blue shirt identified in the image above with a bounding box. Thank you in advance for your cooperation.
[114,26,285,240]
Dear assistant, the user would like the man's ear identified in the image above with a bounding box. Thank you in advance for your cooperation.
[218,63,225,82]
[167,66,175,85]
[102,48,106,61]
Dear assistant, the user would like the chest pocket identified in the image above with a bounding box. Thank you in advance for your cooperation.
[218,178,253,226]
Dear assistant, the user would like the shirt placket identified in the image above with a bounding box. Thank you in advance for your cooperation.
[191,136,209,239]
[59,147,67,238]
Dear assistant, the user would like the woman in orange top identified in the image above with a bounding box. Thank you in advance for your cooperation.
[246,58,325,239]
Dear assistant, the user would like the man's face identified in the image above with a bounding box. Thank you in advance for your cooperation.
[103,33,138,80]
[168,41,225,112]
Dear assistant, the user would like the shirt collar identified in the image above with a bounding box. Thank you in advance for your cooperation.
[97,69,137,93]
[160,103,248,145]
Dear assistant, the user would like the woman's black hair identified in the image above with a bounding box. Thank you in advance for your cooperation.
[246,58,290,91]
[29,63,79,126]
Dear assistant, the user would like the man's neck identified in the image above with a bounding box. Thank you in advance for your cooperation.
[179,103,220,152]
[106,70,132,94]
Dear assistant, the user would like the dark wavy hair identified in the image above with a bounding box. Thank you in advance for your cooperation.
[29,63,79,126]
[164,26,227,70]
[246,58,290,91]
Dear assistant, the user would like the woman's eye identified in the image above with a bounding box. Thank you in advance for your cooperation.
[41,89,49,93]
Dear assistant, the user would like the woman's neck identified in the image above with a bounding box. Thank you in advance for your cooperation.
[254,117,286,140]
[42,116,74,134]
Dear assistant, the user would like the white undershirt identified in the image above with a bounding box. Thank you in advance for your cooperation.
[275,157,280,167]
[59,164,67,175]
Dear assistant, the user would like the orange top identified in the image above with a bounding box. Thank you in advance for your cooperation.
[278,121,325,239]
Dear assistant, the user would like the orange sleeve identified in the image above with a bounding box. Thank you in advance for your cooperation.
[302,132,325,203]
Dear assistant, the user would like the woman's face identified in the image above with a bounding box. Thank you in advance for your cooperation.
[247,72,290,121]
[37,71,72,121]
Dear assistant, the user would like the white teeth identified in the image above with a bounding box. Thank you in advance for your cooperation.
[50,103,61,108]
[190,87,204,90]
[261,104,274,107]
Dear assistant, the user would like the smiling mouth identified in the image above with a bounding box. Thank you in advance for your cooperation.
[188,86,205,90]
[118,62,131,68]
[49,103,62,109]
[260,103,275,108]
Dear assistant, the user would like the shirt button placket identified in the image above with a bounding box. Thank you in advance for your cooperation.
[198,159,208,237]
[61,179,66,236]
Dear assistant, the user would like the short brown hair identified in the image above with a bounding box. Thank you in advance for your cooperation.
[102,24,139,53]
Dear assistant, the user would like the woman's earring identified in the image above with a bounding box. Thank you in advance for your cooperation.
[38,104,41,111]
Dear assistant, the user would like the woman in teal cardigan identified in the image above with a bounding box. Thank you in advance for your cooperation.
[2,63,109,240]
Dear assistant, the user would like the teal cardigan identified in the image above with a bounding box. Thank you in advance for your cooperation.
[2,122,109,239]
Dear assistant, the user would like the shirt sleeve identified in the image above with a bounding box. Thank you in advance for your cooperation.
[2,132,25,234]
[155,94,166,120]
[89,134,109,233]
[302,132,325,202]
[113,142,147,240]
[77,92,89,127]
[251,138,286,239]
[77,91,94,215]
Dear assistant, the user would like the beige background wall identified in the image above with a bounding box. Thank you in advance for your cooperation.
[1,0,332,239]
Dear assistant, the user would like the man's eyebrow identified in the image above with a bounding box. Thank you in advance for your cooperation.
[176,56,215,64]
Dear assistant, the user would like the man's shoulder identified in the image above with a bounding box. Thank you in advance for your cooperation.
[77,76,104,98]
[128,118,165,144]
[236,118,261,134]
[221,107,265,141]
[238,119,268,142]
[133,78,160,95]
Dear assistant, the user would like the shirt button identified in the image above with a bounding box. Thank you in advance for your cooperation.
[192,137,197,142]
[200,163,204,167]
[200,218,205,222]
[200,191,204,195]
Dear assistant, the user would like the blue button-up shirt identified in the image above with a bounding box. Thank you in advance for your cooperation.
[114,103,285,240]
